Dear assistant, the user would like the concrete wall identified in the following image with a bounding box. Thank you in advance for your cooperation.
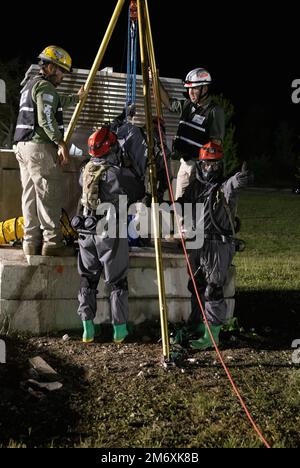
[0,249,191,334]
[0,248,235,335]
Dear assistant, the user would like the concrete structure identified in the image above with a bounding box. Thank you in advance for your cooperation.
[0,248,189,334]
[0,248,235,335]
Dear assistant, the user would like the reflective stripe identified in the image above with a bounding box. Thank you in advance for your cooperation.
[20,107,34,112]
[176,136,203,147]
[57,108,63,112]
[16,125,34,129]
[179,120,205,132]
[14,76,64,143]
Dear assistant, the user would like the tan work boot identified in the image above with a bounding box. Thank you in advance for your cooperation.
[23,242,42,256]
[42,242,75,257]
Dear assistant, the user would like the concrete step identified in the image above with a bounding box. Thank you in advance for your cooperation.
[0,247,235,335]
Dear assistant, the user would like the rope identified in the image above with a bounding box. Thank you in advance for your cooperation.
[132,24,138,102]
[151,92,271,449]
[126,6,131,109]
[126,5,138,118]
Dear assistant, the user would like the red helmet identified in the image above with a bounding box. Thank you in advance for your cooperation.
[199,142,224,161]
[88,127,117,157]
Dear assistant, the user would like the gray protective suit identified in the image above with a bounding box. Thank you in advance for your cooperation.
[77,152,129,325]
[177,164,250,326]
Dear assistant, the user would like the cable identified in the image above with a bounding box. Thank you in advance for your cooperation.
[126,5,138,117]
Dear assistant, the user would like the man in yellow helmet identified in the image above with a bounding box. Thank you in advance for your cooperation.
[14,46,86,256]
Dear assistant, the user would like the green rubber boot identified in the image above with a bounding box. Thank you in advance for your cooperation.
[170,322,206,345]
[82,320,95,343]
[188,322,205,337]
[113,323,128,344]
[189,323,221,350]
[170,327,186,345]
[94,324,102,337]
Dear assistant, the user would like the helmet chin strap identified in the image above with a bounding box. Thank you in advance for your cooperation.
[46,74,58,86]
[196,86,209,105]
[40,64,60,86]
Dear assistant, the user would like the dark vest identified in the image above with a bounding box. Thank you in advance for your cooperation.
[14,76,64,143]
[173,100,215,160]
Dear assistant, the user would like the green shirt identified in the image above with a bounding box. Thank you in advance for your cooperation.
[31,79,79,145]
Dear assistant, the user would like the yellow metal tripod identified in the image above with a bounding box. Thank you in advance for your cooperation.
[64,0,170,361]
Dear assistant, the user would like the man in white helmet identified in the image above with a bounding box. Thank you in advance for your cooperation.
[156,68,225,199]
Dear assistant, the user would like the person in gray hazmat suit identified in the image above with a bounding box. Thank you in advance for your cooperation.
[110,105,173,246]
[110,105,173,204]
[71,126,145,344]
[173,142,252,350]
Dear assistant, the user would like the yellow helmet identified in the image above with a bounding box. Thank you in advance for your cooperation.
[38,45,72,73]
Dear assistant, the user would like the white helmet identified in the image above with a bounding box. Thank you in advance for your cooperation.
[184,68,212,88]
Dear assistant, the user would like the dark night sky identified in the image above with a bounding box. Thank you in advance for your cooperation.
[1,1,300,151]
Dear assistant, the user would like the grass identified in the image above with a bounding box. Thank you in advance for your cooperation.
[235,191,300,290]
[236,190,300,256]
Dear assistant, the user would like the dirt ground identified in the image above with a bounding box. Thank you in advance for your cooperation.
[1,318,300,449]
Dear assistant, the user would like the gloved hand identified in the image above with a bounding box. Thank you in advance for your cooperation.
[77,85,87,101]
[120,103,136,120]
[237,161,254,187]
[142,192,152,208]
[127,103,136,117]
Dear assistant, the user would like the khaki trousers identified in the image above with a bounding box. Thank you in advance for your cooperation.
[175,158,197,200]
[15,141,63,244]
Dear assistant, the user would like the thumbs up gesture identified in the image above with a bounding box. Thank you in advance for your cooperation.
[241,161,248,173]
[237,161,254,186]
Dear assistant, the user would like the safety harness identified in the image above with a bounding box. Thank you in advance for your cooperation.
[81,162,110,212]
[207,184,245,251]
